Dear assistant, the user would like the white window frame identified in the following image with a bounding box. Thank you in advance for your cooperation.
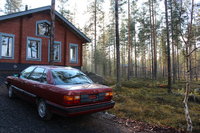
[26,37,42,61]
[0,32,15,59]
[36,20,50,38]
[48,41,62,62]
[69,43,78,64]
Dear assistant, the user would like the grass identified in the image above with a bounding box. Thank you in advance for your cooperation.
[108,79,200,132]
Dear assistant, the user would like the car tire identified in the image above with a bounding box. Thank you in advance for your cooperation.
[8,86,15,99]
[37,99,52,120]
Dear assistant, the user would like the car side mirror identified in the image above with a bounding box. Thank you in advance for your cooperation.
[13,73,20,78]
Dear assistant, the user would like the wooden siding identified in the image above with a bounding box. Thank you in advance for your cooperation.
[0,11,84,67]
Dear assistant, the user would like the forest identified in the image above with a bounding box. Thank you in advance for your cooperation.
[80,0,200,86]
[80,1,200,131]
[1,0,200,132]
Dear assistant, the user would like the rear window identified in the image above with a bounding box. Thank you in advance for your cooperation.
[52,69,93,85]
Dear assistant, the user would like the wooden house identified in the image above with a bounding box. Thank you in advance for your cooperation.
[0,6,90,76]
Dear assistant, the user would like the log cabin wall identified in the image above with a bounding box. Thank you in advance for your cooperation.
[0,7,89,74]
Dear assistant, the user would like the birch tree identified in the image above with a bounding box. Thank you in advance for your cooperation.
[183,0,194,131]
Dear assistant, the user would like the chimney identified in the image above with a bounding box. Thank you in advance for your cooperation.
[25,5,28,11]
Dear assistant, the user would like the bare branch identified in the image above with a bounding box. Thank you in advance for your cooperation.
[180,31,188,45]
[186,46,200,57]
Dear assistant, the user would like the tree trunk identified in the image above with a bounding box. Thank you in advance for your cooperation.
[194,40,198,81]
[184,40,193,132]
[144,49,146,78]
[134,27,137,78]
[189,43,192,81]
[177,45,180,81]
[148,44,152,78]
[91,43,94,72]
[127,0,131,80]
[149,0,154,79]
[94,0,97,73]
[114,38,116,76]
[184,42,193,132]
[122,44,125,78]
[183,0,194,131]
[152,0,157,80]
[50,0,55,65]
[102,15,106,76]
[109,44,112,76]
[164,0,172,93]
[170,0,176,84]
[115,0,121,89]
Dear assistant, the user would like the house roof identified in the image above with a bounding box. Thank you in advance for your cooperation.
[0,6,91,43]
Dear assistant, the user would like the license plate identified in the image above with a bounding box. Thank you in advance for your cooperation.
[89,95,97,99]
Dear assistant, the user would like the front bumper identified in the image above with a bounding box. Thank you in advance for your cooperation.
[46,100,115,116]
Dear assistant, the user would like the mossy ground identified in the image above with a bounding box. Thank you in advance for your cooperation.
[107,79,200,132]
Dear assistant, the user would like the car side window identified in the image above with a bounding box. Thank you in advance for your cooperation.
[28,67,45,82]
[20,66,36,79]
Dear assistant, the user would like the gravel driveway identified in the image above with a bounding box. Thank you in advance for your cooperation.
[0,83,126,133]
[0,79,184,133]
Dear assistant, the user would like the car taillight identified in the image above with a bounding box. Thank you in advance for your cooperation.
[64,95,80,104]
[105,92,113,100]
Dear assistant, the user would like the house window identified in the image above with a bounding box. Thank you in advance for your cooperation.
[0,33,14,59]
[26,37,42,61]
[36,20,50,37]
[48,41,61,62]
[69,44,78,63]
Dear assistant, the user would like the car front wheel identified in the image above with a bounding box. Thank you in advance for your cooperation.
[37,100,52,120]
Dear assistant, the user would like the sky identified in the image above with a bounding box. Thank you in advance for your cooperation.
[0,0,90,28]
[0,0,199,29]
[0,0,110,29]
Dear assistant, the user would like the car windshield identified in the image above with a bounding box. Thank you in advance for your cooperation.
[52,69,93,85]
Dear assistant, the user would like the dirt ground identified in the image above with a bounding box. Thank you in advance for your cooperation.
[0,82,184,133]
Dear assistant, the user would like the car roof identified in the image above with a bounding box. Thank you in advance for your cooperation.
[30,65,78,71]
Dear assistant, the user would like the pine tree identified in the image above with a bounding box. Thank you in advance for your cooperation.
[4,0,22,14]
[127,0,131,80]
[115,0,121,89]
[58,0,73,22]
[86,0,104,73]
[165,0,172,93]
[131,0,138,78]
[137,6,150,78]
[108,0,116,76]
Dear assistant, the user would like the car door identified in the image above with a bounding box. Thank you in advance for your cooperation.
[11,66,36,98]
[23,67,46,103]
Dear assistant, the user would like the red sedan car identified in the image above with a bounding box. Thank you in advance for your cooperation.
[5,66,115,120]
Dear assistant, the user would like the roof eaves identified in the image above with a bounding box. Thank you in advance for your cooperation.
[0,6,91,43]
[0,6,51,21]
